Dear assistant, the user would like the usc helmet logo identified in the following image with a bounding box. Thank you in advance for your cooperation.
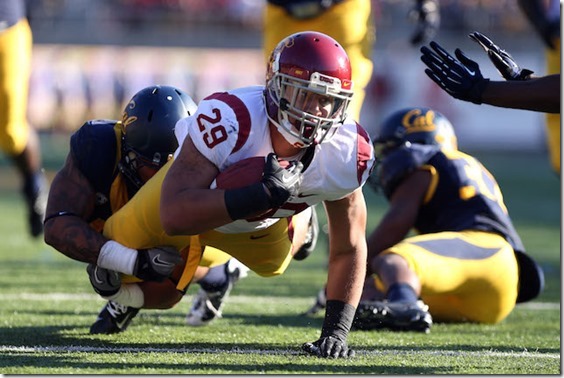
[402,109,436,134]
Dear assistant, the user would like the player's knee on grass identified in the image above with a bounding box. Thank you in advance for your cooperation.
[139,279,184,309]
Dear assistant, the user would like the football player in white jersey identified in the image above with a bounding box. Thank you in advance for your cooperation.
[99,31,375,358]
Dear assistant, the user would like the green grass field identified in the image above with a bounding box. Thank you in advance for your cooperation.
[0,141,560,374]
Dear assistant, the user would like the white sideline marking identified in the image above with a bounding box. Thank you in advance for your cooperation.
[0,293,312,304]
[517,302,561,310]
[0,345,559,359]
[0,294,559,361]
[0,292,560,310]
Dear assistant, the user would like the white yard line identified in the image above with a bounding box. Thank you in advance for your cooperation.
[0,293,559,361]
[0,345,559,359]
[0,292,559,309]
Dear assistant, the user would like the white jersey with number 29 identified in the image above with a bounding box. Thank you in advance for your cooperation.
[174,86,374,233]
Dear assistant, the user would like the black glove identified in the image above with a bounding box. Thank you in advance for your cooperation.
[224,153,303,220]
[409,0,440,45]
[468,31,534,81]
[87,263,120,297]
[133,246,183,282]
[262,153,303,207]
[420,41,489,104]
[302,300,356,359]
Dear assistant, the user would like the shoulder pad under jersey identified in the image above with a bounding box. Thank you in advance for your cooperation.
[378,143,441,198]
[70,120,119,185]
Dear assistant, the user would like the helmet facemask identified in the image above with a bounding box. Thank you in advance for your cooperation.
[118,140,169,191]
[267,70,353,148]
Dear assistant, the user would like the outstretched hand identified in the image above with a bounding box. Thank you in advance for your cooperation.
[420,41,489,104]
[468,31,534,81]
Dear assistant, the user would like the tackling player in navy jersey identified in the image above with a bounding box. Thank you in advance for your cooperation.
[352,107,544,332]
[44,85,245,334]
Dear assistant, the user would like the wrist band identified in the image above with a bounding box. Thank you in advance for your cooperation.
[224,183,271,220]
[320,300,356,341]
[43,211,79,224]
[97,240,137,275]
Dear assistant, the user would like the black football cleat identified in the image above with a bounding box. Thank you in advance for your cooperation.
[90,301,140,335]
[352,300,433,333]
[293,205,319,261]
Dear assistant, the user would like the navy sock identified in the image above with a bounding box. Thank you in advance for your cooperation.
[198,264,228,292]
[386,283,418,303]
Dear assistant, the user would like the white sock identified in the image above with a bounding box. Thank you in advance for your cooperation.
[97,240,137,275]
[105,283,144,308]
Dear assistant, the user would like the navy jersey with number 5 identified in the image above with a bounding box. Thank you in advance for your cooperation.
[378,144,525,253]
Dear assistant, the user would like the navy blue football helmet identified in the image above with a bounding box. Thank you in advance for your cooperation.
[373,107,457,157]
[119,85,197,188]
[367,107,457,193]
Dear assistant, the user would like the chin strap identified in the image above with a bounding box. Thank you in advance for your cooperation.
[299,143,316,173]
[117,160,143,192]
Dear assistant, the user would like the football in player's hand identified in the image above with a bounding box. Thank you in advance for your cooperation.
[213,156,290,190]
[213,156,293,221]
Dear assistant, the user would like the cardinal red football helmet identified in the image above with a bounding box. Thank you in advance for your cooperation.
[266,31,354,147]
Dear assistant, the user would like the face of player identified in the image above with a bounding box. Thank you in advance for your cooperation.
[282,82,336,139]
[290,87,333,118]
[135,153,173,184]
[137,164,159,183]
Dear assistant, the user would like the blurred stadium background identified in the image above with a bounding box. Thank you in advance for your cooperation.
[3,0,554,171]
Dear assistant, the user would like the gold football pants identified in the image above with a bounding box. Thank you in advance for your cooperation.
[104,160,296,290]
[0,19,32,155]
[375,230,519,324]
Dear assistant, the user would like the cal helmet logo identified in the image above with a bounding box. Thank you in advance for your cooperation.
[122,99,137,129]
[402,109,436,134]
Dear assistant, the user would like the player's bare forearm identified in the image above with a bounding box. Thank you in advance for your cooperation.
[44,153,107,264]
[324,189,368,306]
[45,217,108,264]
[160,136,230,235]
[482,75,560,113]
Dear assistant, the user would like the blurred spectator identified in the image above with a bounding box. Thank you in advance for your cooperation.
[0,0,49,237]
[518,0,560,173]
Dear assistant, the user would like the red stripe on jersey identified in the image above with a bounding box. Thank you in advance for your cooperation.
[205,92,251,155]
[355,122,372,185]
[246,202,309,221]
